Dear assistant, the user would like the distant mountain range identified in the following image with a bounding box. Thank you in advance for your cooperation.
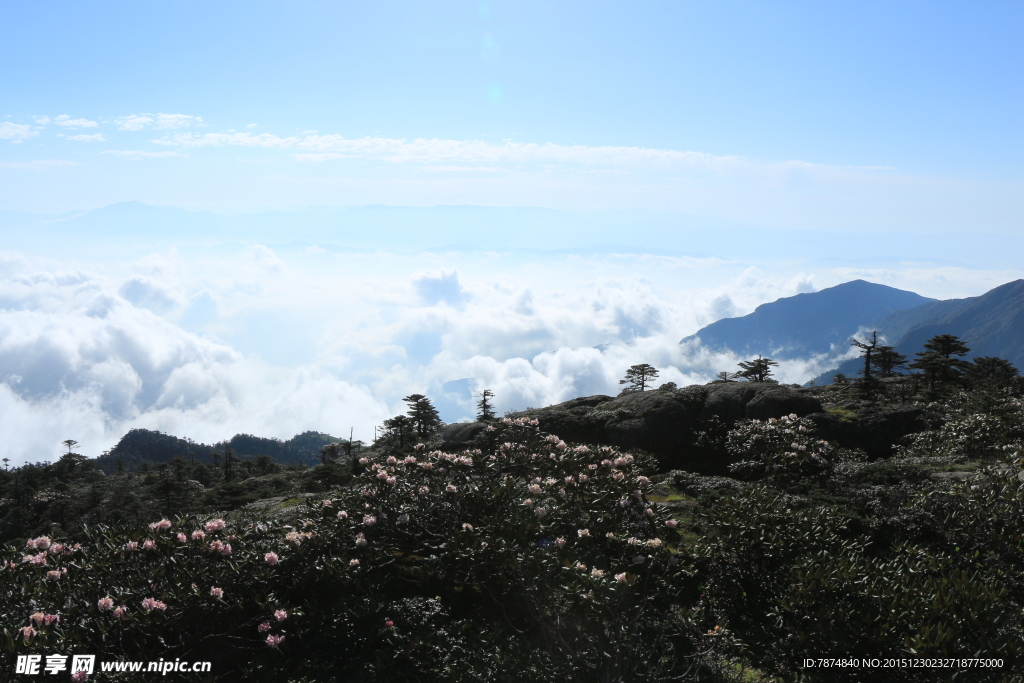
[811,279,1024,384]
[93,428,343,473]
[681,279,1024,383]
[680,280,936,360]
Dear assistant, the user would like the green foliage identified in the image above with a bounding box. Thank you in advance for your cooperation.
[725,414,835,484]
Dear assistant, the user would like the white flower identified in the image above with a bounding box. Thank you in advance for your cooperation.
[577,529,590,538]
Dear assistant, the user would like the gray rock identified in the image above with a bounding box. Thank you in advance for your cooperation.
[503,382,822,473]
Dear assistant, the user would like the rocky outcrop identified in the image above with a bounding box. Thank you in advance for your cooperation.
[805,405,927,460]
[442,382,823,473]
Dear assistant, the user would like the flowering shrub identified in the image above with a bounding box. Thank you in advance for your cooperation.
[1,418,703,681]
[725,414,835,483]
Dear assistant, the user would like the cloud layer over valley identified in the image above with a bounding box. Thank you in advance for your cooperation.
[1,225,1019,466]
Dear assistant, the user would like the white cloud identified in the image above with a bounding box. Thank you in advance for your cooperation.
[65,133,107,142]
[246,123,259,128]
[0,122,37,141]
[116,113,202,131]
[54,115,99,128]
[116,114,154,131]
[102,150,186,159]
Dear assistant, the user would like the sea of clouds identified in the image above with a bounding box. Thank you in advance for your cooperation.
[1,234,1020,466]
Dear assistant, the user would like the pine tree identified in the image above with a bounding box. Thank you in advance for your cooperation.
[966,356,1019,385]
[736,356,778,383]
[872,346,908,377]
[403,394,442,438]
[619,364,659,393]
[475,389,496,421]
[910,334,971,392]
[850,331,880,380]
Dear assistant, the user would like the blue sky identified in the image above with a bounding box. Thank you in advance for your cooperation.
[0,2,1021,461]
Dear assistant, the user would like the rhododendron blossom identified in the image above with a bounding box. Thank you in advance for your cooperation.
[204,519,226,532]
[274,609,288,621]
[191,530,205,540]
[98,597,114,612]
[210,587,224,598]
[149,519,172,531]
[141,598,167,611]
[266,634,285,648]
[265,552,280,565]
[21,625,37,640]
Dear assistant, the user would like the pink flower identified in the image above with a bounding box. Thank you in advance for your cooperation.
[264,552,280,565]
[555,537,566,548]
[377,471,388,480]
[46,570,62,580]
[577,529,590,538]
[143,593,168,610]
[29,611,45,626]
[615,572,627,583]
[22,552,47,565]
[612,471,625,481]
[258,621,271,633]
[534,507,547,518]
[43,614,59,626]
[48,543,64,554]
[191,530,205,540]
[204,518,226,532]
[355,533,367,547]
[149,519,172,531]
[266,634,285,648]
[385,619,394,628]
[210,587,224,599]
[321,499,333,507]
[404,456,417,464]
[124,541,138,551]
[274,609,288,622]
[337,510,348,519]
[113,606,127,619]
[362,514,377,526]
[98,596,115,612]
[645,508,654,517]
[462,523,474,531]
[421,462,433,470]
[358,457,369,465]
[141,597,167,611]
[21,625,37,641]
[665,519,679,528]
[349,558,360,566]
[176,533,187,543]
[27,536,51,550]
[71,672,90,682]
[143,539,157,550]
[385,476,397,485]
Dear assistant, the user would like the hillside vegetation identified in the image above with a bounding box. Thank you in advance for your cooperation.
[1,338,1022,681]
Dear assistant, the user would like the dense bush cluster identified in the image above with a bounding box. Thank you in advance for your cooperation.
[2,418,713,681]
